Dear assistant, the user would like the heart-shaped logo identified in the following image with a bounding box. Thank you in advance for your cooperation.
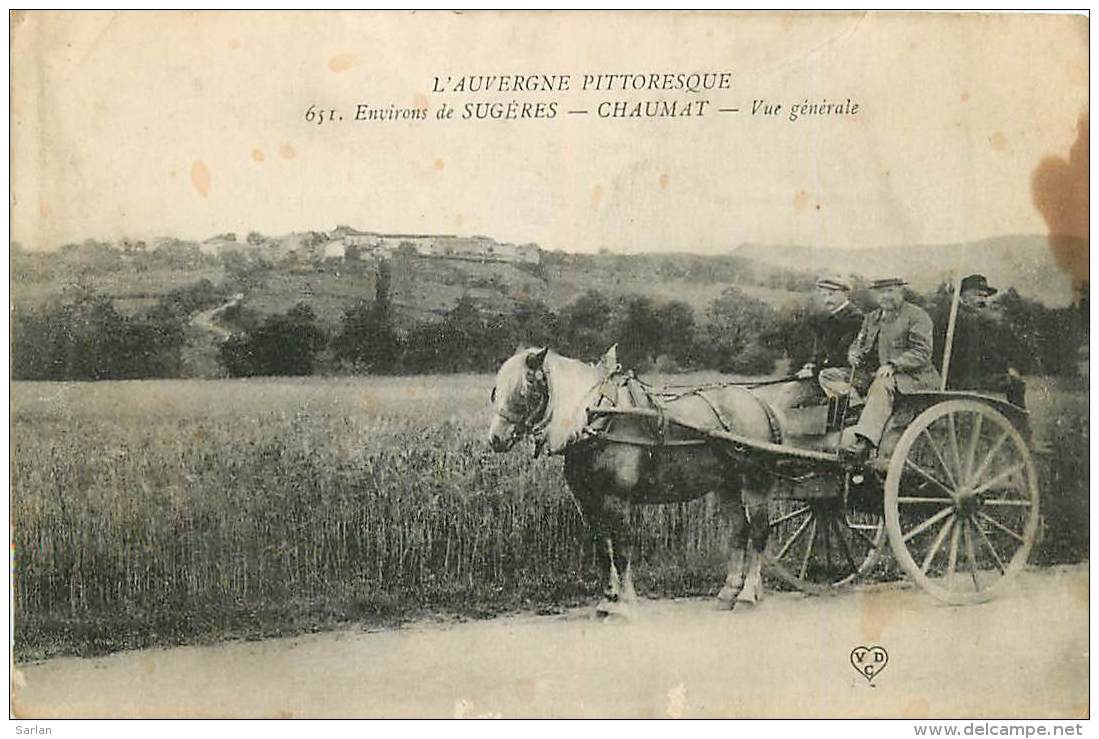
[850,646,889,684]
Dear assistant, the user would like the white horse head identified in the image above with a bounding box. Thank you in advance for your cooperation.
[487,347,549,453]
[488,346,615,455]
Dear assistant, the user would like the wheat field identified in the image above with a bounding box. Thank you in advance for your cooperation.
[12,375,739,660]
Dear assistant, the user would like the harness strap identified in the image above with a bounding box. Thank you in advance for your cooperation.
[691,389,734,433]
[753,393,784,445]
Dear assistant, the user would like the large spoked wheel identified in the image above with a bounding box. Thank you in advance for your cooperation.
[766,498,885,594]
[884,400,1040,605]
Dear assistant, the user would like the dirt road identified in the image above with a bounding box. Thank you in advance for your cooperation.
[13,565,1088,719]
[189,293,243,343]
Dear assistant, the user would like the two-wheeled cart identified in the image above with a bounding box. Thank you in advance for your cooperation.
[590,388,1040,605]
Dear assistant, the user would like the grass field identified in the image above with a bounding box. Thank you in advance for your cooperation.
[11,373,1088,661]
[11,266,228,316]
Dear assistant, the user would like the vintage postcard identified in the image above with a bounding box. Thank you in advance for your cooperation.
[9,10,1089,721]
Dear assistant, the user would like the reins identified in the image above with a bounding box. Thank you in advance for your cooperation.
[644,374,802,397]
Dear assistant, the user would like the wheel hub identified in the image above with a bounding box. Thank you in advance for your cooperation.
[954,486,981,515]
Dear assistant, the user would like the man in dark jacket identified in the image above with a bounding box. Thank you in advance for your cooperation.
[934,274,1027,407]
[842,277,941,458]
[792,275,864,389]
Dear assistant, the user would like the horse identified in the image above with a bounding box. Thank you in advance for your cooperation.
[487,345,782,616]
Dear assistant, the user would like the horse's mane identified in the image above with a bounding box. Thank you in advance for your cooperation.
[540,351,605,455]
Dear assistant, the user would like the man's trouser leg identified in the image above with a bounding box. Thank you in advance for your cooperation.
[849,374,897,447]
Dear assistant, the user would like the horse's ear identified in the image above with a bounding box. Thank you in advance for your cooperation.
[598,344,618,369]
[525,347,549,370]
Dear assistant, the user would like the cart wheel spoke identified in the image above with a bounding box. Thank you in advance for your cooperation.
[963,412,984,484]
[971,463,1026,498]
[848,524,880,548]
[904,459,957,498]
[920,514,955,574]
[774,512,814,561]
[945,517,961,580]
[980,497,1031,508]
[969,429,1010,492]
[972,515,1007,574]
[976,511,1025,543]
[798,518,818,581]
[962,518,983,591]
[919,429,958,488]
[769,505,812,528]
[901,505,955,543]
[946,413,964,484]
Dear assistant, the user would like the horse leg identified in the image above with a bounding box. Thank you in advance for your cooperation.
[566,454,620,616]
[716,487,750,608]
[738,480,772,605]
[604,496,638,612]
[598,538,628,617]
[587,495,636,619]
[573,491,618,614]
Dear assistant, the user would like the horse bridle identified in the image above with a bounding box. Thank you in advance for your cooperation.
[493,370,550,443]
[493,360,626,454]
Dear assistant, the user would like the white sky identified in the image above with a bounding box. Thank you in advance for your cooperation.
[10,11,1089,253]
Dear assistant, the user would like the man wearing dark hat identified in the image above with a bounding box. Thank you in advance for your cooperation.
[843,277,940,459]
[934,274,1027,407]
[791,275,864,385]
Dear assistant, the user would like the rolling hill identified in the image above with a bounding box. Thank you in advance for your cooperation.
[733,234,1081,307]
[11,232,1080,341]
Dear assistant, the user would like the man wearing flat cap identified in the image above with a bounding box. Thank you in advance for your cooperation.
[842,277,940,459]
[791,275,864,385]
[934,274,1027,407]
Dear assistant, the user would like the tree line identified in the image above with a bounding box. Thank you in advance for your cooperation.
[12,280,227,381]
[12,274,1088,381]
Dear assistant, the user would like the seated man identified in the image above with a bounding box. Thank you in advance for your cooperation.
[792,275,864,390]
[934,274,1028,407]
[838,277,941,459]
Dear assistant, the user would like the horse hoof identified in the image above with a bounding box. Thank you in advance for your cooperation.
[716,585,740,604]
[594,599,634,621]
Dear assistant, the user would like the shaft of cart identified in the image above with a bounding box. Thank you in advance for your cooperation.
[586,406,843,464]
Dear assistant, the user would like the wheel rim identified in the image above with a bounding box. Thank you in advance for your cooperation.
[766,498,884,593]
[884,400,1040,605]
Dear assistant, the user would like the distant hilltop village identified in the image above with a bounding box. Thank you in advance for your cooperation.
[197,226,542,269]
